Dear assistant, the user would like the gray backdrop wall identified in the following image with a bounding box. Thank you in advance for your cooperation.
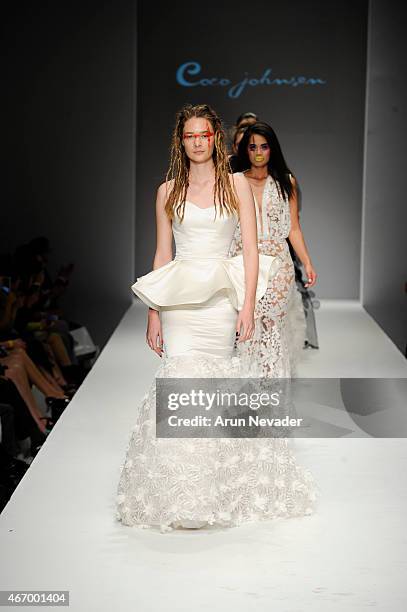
[362,0,407,354]
[135,0,368,299]
[2,1,136,349]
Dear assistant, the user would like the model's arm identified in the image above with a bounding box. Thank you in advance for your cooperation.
[287,175,317,288]
[233,173,258,342]
[146,182,173,357]
[152,182,173,268]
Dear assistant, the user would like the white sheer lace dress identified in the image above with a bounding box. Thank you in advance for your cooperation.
[229,172,306,377]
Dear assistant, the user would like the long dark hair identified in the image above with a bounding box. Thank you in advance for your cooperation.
[237,121,294,201]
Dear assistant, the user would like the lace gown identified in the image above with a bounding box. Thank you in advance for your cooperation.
[229,173,306,377]
[115,200,318,533]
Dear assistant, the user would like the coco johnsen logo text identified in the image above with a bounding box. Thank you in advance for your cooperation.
[176,61,326,99]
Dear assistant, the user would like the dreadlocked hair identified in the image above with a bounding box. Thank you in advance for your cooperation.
[164,103,240,222]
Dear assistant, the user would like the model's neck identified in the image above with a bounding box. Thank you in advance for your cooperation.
[188,159,216,183]
[247,165,269,180]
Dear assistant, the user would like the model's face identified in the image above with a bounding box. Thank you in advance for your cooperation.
[182,117,215,163]
[247,133,270,168]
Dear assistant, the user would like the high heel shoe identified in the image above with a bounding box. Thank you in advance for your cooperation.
[61,383,77,398]
[39,416,55,434]
[45,397,70,423]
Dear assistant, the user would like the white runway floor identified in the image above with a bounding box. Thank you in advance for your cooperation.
[1,299,407,611]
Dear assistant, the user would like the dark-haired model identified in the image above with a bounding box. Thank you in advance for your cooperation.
[229,121,317,377]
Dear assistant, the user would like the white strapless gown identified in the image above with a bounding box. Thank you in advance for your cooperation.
[115,202,318,533]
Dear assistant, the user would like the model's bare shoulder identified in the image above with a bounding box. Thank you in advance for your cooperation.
[158,178,175,197]
[156,179,175,210]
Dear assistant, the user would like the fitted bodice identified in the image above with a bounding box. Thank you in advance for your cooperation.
[173,201,239,259]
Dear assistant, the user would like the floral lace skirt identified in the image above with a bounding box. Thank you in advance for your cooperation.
[235,243,301,378]
[115,292,318,533]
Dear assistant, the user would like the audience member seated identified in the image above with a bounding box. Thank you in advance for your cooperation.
[0,237,96,511]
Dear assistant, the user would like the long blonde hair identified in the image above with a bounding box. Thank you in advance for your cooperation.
[164,104,239,222]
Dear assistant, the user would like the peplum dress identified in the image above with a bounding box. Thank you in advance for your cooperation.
[115,200,318,533]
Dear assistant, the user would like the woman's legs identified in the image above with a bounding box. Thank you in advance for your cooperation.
[18,348,66,397]
[47,332,72,366]
[40,341,68,386]
[39,365,67,392]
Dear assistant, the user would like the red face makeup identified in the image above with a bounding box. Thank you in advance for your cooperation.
[183,130,214,144]
[183,120,214,149]
[205,120,212,147]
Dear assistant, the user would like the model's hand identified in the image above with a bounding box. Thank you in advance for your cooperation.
[303,262,317,288]
[236,304,255,342]
[146,309,164,357]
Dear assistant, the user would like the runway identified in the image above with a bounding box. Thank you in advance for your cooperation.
[1,299,407,611]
